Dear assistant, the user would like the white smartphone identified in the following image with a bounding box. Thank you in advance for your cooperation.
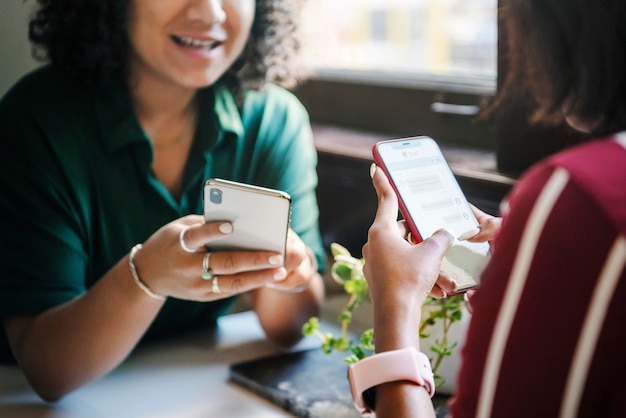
[373,136,490,292]
[203,178,292,259]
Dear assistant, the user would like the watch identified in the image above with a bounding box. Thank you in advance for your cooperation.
[348,347,435,415]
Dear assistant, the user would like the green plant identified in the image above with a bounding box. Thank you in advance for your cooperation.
[302,243,466,387]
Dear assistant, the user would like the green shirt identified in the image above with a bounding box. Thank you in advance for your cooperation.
[0,66,324,362]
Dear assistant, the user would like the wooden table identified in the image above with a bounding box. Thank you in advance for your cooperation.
[0,311,318,418]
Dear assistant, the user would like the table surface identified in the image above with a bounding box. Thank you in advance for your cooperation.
[0,311,329,418]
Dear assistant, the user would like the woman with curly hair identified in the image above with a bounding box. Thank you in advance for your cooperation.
[0,0,325,401]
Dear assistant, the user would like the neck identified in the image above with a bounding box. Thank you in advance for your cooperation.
[129,77,199,148]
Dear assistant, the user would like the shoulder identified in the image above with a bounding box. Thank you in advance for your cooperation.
[1,65,89,133]
[242,84,309,122]
[508,137,626,234]
[1,65,76,108]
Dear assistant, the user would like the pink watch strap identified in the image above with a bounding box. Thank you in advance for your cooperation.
[348,347,435,414]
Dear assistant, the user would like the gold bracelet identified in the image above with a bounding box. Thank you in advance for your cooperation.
[129,244,166,301]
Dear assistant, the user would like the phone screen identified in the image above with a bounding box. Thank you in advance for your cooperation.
[374,136,490,291]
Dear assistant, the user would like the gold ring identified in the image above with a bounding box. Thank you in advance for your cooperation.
[212,276,221,294]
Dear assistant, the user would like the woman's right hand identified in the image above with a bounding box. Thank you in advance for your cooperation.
[362,166,455,310]
[132,215,288,301]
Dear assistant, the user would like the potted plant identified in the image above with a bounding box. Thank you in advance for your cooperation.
[303,243,470,393]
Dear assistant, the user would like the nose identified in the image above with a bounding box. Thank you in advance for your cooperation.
[187,0,227,25]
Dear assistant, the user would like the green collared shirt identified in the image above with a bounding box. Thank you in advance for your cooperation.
[0,66,324,362]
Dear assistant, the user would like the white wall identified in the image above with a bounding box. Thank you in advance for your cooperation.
[0,1,41,97]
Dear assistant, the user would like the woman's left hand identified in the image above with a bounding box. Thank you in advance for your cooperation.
[265,229,318,293]
[457,204,502,246]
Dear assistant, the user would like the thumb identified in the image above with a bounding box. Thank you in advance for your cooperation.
[421,229,454,258]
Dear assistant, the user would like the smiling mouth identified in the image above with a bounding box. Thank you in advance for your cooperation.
[172,35,222,51]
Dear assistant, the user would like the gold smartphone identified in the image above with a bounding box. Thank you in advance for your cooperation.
[203,178,292,259]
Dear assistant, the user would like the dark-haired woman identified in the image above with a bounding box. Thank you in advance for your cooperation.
[0,0,324,402]
[354,0,626,416]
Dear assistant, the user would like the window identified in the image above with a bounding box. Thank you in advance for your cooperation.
[296,0,499,151]
[300,0,497,84]
[299,1,508,257]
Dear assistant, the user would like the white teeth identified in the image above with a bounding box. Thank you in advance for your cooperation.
[175,36,217,49]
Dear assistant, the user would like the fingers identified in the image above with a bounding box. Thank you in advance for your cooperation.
[421,229,454,259]
[463,205,502,243]
[203,250,284,276]
[179,221,233,252]
[182,250,287,300]
[370,164,400,227]
[469,203,494,224]
[199,267,288,296]
[464,289,476,313]
[472,216,502,242]
[396,219,410,240]
[430,271,458,299]
[458,216,502,243]
[430,284,448,299]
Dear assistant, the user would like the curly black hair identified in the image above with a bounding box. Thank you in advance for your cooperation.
[28,0,307,97]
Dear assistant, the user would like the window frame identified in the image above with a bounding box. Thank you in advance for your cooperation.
[294,70,496,151]
[294,0,589,176]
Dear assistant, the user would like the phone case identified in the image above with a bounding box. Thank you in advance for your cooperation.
[203,179,292,257]
[372,137,428,243]
[372,137,490,292]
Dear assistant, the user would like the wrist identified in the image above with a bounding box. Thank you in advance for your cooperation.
[128,244,166,301]
[348,347,435,415]
[373,302,422,352]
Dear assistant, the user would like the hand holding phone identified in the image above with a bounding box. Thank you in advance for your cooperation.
[373,136,490,292]
[203,179,292,259]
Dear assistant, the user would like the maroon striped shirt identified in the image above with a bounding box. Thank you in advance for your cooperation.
[450,133,626,418]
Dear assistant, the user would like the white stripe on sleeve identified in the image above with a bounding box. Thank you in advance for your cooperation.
[559,236,626,418]
[476,168,570,418]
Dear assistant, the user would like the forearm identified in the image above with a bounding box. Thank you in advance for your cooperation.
[371,301,436,418]
[4,255,163,401]
[252,273,324,347]
[373,300,422,353]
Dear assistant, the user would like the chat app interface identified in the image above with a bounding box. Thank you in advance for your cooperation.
[378,138,489,288]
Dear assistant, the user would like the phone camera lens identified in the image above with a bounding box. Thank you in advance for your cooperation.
[209,188,222,204]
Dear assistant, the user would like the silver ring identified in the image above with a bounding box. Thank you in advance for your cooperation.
[201,252,213,280]
[179,227,197,253]
[211,276,222,294]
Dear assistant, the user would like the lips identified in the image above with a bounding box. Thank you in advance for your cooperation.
[171,35,223,50]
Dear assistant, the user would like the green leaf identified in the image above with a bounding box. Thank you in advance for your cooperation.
[301,317,319,336]
[359,329,375,350]
[339,310,352,322]
[450,309,463,322]
[330,242,351,257]
[331,263,353,284]
[304,242,468,384]
[344,278,368,296]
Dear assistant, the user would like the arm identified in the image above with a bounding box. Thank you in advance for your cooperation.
[4,257,164,402]
[242,86,326,347]
[251,230,324,347]
[4,216,291,401]
[359,165,455,418]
